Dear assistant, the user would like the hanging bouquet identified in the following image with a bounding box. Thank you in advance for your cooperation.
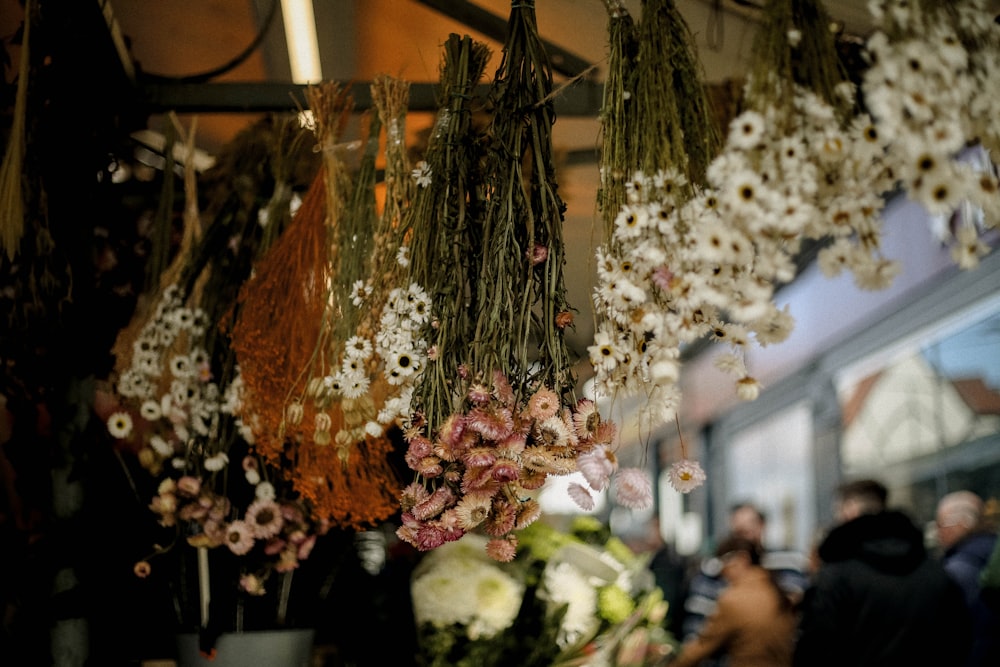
[410,517,678,667]
[100,113,351,642]
[394,5,655,564]
[862,0,999,268]
[101,91,418,652]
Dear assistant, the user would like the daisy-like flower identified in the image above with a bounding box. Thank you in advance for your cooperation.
[169,354,193,378]
[396,245,410,269]
[107,411,134,439]
[625,170,650,203]
[614,204,651,239]
[668,459,707,493]
[527,387,560,421]
[245,498,285,539]
[614,468,653,510]
[736,376,762,401]
[588,328,625,373]
[349,279,371,307]
[727,110,766,150]
[139,399,162,421]
[950,224,991,270]
[222,520,255,555]
[411,161,432,188]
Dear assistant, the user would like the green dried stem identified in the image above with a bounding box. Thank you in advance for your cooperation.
[598,5,639,239]
[305,82,357,355]
[635,0,719,187]
[338,108,381,337]
[361,75,414,338]
[472,0,574,400]
[407,34,492,435]
[745,0,851,126]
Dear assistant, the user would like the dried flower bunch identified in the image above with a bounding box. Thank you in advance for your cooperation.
[590,0,723,447]
[863,0,1000,269]
[590,0,899,440]
[395,6,654,563]
[105,114,334,603]
[227,82,404,531]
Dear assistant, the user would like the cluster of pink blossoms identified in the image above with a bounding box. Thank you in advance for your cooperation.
[144,473,325,595]
[396,370,653,562]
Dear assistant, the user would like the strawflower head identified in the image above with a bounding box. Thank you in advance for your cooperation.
[668,459,707,493]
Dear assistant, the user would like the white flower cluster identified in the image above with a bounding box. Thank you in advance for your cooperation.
[115,285,251,471]
[300,281,430,444]
[864,0,1000,269]
[591,64,909,428]
[541,560,601,648]
[410,535,525,641]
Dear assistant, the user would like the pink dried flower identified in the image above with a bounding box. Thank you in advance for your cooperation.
[528,243,548,265]
[615,468,653,510]
[567,481,596,511]
[577,444,617,491]
[527,386,560,420]
[485,535,518,563]
[490,459,520,483]
[668,459,707,493]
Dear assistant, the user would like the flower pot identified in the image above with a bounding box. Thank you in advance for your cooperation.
[175,629,315,667]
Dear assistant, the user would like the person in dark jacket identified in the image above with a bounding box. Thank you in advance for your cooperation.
[935,490,1000,667]
[793,479,972,667]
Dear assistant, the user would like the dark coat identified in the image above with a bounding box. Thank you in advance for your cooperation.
[943,531,1000,667]
[793,510,972,667]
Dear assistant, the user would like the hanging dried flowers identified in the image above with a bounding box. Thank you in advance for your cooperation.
[227,81,405,530]
[105,113,333,615]
[591,0,723,434]
[862,0,999,268]
[396,4,647,562]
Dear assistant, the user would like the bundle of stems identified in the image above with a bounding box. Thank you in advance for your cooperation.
[406,34,492,437]
[356,75,414,347]
[744,0,852,129]
[634,0,720,188]
[597,1,639,239]
[471,0,575,401]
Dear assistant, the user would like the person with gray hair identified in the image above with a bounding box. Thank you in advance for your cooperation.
[793,478,972,666]
[935,490,1000,666]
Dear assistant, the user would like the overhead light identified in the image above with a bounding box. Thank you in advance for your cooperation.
[280,0,322,83]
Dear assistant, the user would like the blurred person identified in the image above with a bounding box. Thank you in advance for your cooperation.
[671,535,796,667]
[632,514,689,637]
[935,490,1000,666]
[793,479,972,667]
[680,502,807,664]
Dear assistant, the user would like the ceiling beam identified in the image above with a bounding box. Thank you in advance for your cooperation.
[412,0,596,79]
[139,79,605,116]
